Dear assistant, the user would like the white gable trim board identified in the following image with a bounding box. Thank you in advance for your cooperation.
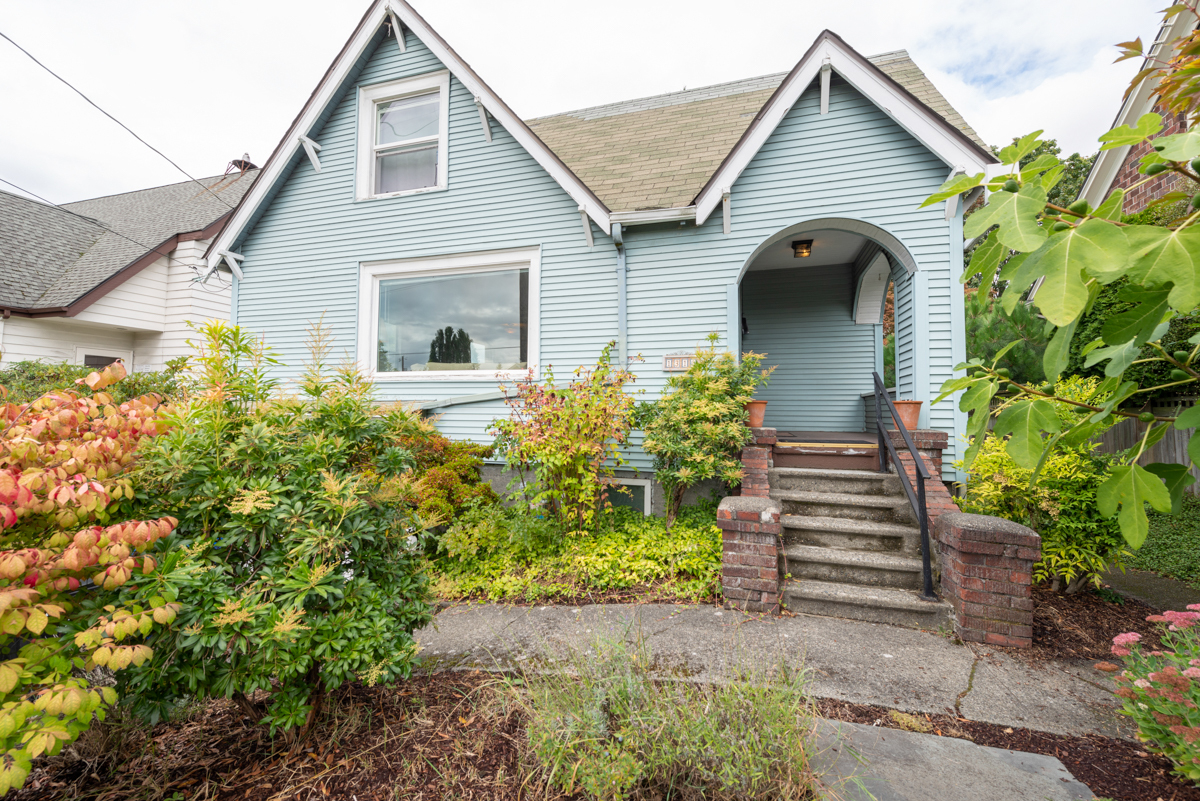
[206,0,611,271]
[693,33,996,228]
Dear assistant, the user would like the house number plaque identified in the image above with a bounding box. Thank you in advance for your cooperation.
[662,354,697,372]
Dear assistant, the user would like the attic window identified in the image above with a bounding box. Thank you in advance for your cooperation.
[357,71,450,200]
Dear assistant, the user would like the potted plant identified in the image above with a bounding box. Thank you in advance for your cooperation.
[746,398,768,428]
[892,399,922,431]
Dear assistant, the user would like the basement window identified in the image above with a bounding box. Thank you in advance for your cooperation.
[357,71,450,199]
[603,479,652,516]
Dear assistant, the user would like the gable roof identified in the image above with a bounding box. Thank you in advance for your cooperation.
[528,49,988,215]
[1080,11,1197,206]
[209,2,994,260]
[0,171,256,315]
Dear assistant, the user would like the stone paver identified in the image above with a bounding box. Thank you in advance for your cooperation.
[1103,566,1200,611]
[815,720,1094,801]
[417,602,1132,739]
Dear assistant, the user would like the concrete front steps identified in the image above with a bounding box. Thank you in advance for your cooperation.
[771,466,951,630]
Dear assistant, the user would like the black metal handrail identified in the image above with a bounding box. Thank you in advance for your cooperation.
[873,372,937,601]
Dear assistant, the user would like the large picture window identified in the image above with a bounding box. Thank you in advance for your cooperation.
[359,247,540,380]
[357,71,449,200]
[377,269,528,372]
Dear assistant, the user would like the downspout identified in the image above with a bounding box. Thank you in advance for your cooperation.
[613,223,627,365]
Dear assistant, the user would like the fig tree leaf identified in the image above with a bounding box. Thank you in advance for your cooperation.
[933,375,981,406]
[990,339,1022,368]
[999,130,1045,165]
[1025,220,1125,325]
[1093,188,1126,221]
[921,172,985,209]
[995,184,1050,253]
[1043,320,1078,383]
[958,378,996,415]
[1100,288,1171,346]
[1085,339,1141,377]
[1125,225,1200,310]
[1175,404,1200,430]
[962,235,1004,284]
[1153,129,1200,161]
[1019,153,1059,181]
[1145,463,1195,516]
[1098,113,1163,150]
[994,399,1061,469]
[1097,463,1172,548]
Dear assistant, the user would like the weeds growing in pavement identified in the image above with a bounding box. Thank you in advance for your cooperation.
[512,633,819,801]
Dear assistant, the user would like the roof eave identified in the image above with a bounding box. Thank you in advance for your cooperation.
[205,0,612,269]
[609,206,697,226]
[690,29,997,226]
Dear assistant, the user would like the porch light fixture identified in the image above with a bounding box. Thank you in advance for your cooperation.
[791,239,813,258]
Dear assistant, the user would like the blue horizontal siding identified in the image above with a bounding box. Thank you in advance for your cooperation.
[235,32,964,478]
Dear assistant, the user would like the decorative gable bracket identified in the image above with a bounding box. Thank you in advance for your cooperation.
[474,96,493,143]
[299,136,323,173]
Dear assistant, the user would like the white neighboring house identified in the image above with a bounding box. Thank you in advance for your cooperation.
[0,170,258,371]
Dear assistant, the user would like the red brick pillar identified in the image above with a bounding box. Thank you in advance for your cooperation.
[886,429,958,528]
[738,428,776,498]
[717,496,782,613]
[934,512,1041,648]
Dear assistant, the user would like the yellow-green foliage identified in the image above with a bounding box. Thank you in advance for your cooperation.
[959,428,1128,592]
[430,504,721,603]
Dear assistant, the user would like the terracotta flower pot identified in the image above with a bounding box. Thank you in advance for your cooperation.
[746,400,768,428]
[892,400,922,431]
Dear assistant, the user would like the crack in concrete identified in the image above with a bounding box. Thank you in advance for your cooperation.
[955,654,981,716]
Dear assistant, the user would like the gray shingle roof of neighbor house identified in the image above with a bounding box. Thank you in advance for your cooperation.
[0,170,259,314]
[526,50,988,214]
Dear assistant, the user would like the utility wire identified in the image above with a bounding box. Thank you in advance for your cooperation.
[0,29,235,211]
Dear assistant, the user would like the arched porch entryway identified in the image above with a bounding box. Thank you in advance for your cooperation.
[733,217,921,466]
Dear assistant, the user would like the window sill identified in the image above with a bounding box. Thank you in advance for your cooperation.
[355,184,447,202]
[370,369,531,382]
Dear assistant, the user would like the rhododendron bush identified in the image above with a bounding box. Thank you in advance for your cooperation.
[125,322,432,735]
[1112,606,1200,784]
[0,361,177,793]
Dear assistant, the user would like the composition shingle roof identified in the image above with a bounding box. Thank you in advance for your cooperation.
[526,50,986,214]
[0,171,258,312]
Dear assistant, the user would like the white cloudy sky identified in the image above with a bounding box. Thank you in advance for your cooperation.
[0,0,1161,204]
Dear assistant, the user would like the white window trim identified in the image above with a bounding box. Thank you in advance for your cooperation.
[358,246,540,382]
[75,347,133,369]
[606,478,652,516]
[356,70,450,201]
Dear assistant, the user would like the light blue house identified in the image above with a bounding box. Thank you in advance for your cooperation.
[206,0,996,496]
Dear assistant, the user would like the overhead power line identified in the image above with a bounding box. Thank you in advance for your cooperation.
[0,28,235,211]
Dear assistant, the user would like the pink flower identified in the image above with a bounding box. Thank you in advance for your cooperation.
[1185,668,1200,679]
[1187,604,1200,612]
[1151,651,1165,656]
[1191,659,1200,668]
[1147,615,1169,623]
[1114,632,1142,647]
[1112,645,1132,657]
[1164,611,1200,629]
[1135,679,1152,689]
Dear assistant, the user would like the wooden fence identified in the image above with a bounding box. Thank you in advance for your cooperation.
[989,395,1200,495]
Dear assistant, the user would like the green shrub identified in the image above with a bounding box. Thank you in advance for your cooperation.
[1135,496,1200,588]
[0,357,195,405]
[516,634,817,800]
[127,321,432,734]
[636,333,773,526]
[958,378,1127,592]
[390,415,497,527]
[491,342,639,533]
[430,503,721,603]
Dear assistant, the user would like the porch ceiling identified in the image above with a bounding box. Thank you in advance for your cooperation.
[745,230,867,271]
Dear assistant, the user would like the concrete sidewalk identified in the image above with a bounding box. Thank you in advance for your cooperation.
[416,602,1131,740]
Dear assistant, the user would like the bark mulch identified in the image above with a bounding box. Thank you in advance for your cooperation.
[818,697,1199,801]
[13,672,577,801]
[1030,583,1167,662]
